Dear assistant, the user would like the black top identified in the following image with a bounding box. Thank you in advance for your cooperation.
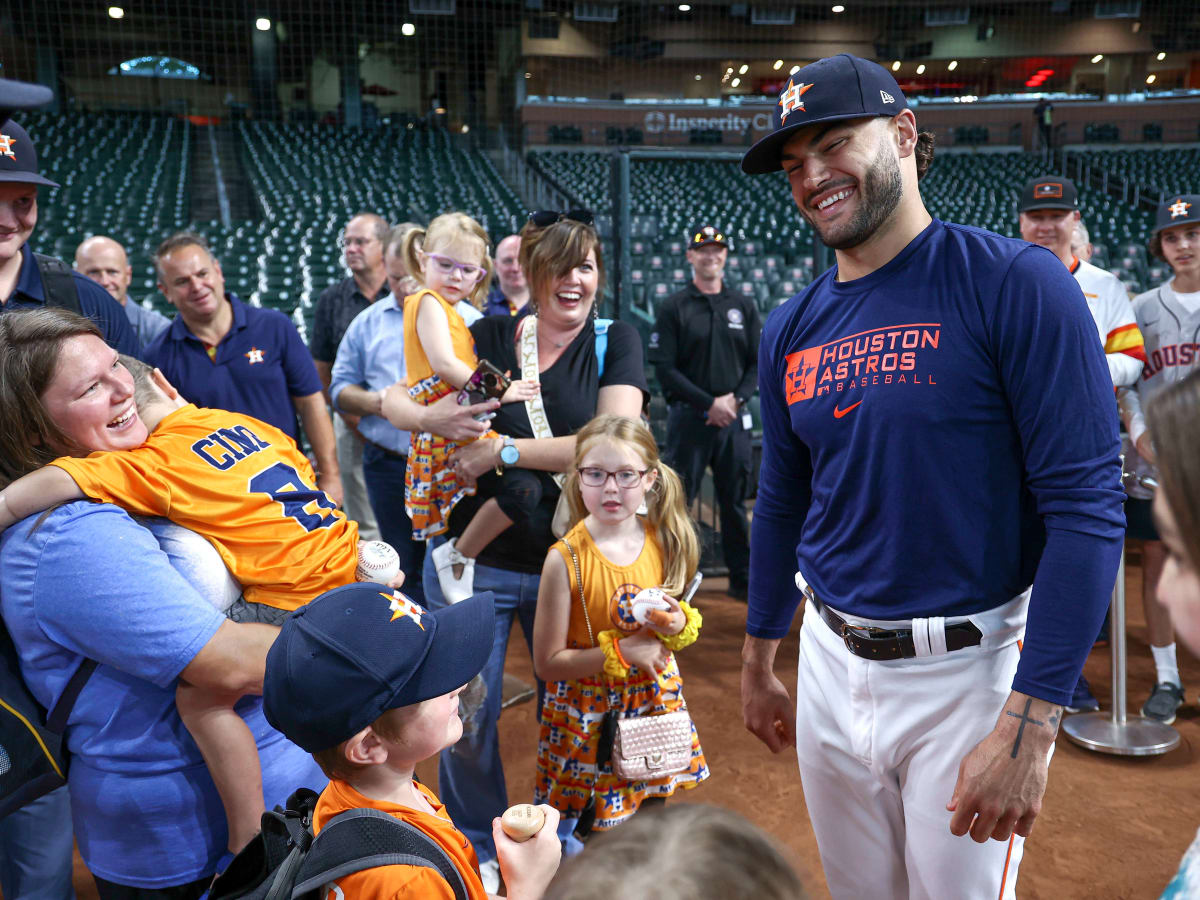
[310,276,389,363]
[647,282,761,411]
[445,315,650,574]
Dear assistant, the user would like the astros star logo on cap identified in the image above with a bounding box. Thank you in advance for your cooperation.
[1169,198,1192,219]
[778,78,814,125]
[385,591,426,630]
[0,133,15,161]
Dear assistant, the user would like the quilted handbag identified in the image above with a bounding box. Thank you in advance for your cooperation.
[559,537,694,783]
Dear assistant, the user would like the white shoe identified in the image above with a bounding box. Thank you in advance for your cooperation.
[478,857,500,894]
[431,538,475,604]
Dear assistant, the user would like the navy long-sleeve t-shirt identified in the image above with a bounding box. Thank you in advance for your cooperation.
[748,219,1125,705]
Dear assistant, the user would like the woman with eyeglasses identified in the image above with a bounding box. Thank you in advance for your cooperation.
[386,209,648,888]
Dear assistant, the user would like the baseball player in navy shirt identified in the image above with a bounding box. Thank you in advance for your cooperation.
[738,55,1124,899]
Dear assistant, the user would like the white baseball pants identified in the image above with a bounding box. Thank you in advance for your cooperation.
[794,590,1038,900]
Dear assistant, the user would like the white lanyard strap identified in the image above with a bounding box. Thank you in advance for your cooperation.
[518,317,566,488]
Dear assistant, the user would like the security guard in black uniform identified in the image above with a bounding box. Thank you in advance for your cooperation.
[648,225,761,599]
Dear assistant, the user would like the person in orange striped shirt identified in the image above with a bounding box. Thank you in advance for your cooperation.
[0,354,400,865]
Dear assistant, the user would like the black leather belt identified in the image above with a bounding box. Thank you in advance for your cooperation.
[809,593,982,661]
[362,436,407,461]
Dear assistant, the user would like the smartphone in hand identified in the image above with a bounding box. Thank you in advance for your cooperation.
[458,359,510,420]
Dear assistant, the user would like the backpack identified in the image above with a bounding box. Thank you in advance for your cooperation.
[0,623,95,817]
[209,788,470,900]
[33,253,83,315]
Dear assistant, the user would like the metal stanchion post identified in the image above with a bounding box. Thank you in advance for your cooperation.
[1063,481,1180,756]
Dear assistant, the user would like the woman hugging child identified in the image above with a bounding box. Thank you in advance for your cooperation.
[532,414,709,846]
[399,212,540,602]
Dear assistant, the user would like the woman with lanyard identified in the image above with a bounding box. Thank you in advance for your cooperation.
[1119,194,1200,725]
[386,210,648,888]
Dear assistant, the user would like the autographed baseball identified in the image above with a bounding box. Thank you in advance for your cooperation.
[500,804,546,842]
[631,587,671,626]
[355,540,401,584]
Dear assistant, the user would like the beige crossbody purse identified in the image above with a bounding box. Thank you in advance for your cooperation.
[558,536,693,781]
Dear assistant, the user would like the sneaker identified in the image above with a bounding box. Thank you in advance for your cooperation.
[1141,682,1186,724]
[430,538,475,604]
[478,858,500,894]
[1064,675,1100,714]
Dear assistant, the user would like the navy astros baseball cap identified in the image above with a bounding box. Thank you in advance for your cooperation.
[1018,176,1078,213]
[1152,195,1200,235]
[0,77,53,124]
[0,120,59,188]
[741,54,909,175]
[688,224,728,248]
[264,583,495,753]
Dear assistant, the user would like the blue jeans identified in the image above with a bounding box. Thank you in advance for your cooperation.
[362,443,425,605]
[423,537,541,865]
[0,787,77,900]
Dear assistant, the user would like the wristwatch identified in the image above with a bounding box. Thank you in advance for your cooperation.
[499,435,521,467]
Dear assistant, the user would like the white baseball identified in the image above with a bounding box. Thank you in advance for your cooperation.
[631,587,671,626]
[356,540,401,584]
[500,804,546,842]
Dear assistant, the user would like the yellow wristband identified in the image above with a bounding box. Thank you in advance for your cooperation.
[657,601,703,651]
[597,630,630,680]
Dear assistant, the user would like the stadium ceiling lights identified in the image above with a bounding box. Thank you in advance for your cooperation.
[678,3,691,9]
[916,64,926,74]
[1157,51,1166,61]
[731,77,742,87]
[773,59,783,70]
[891,61,901,72]
[789,65,801,75]
[402,22,416,35]
[831,4,845,11]
[738,64,749,74]
[108,6,124,18]
[1146,74,1156,84]
[255,17,271,31]
[108,56,205,80]
[948,60,958,70]
[1091,54,1104,63]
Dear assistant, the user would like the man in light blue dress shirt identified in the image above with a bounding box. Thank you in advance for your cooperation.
[75,235,171,354]
[330,226,484,603]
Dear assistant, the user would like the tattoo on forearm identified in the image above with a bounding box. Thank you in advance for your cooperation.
[1006,699,1045,759]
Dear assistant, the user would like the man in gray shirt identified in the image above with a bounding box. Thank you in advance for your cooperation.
[75,235,171,354]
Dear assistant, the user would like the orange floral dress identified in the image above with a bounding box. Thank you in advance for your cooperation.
[535,520,708,830]
[402,288,497,539]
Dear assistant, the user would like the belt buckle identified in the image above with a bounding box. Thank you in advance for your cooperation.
[839,621,897,654]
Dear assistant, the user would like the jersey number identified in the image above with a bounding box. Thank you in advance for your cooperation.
[249,462,338,532]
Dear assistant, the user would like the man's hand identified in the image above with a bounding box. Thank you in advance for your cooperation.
[492,805,561,900]
[741,634,796,753]
[705,392,739,428]
[947,692,1061,843]
[317,470,344,508]
[337,410,362,430]
[1135,432,1156,465]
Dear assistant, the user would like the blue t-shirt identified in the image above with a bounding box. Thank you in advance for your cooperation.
[749,219,1125,705]
[4,243,139,358]
[144,293,323,440]
[0,503,324,888]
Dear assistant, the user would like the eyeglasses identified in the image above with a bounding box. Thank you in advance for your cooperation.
[577,466,649,488]
[529,209,595,228]
[423,252,486,282]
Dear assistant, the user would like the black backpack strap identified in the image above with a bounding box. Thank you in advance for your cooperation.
[45,658,97,732]
[291,808,469,900]
[33,253,82,315]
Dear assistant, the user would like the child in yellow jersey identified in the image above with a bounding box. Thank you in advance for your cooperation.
[531,415,709,846]
[399,212,540,603]
[0,356,402,862]
[263,582,562,899]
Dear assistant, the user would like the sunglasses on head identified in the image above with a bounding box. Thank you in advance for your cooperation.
[528,209,595,228]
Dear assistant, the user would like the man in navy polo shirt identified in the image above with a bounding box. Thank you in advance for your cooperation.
[144,231,343,504]
[0,118,137,357]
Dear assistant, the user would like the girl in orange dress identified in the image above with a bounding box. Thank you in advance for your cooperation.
[400,213,537,589]
[532,414,708,846]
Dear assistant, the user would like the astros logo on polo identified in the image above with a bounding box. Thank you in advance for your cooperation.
[0,133,15,161]
[778,79,814,124]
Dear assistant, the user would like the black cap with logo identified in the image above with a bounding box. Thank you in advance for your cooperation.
[688,224,728,249]
[1152,195,1200,235]
[0,120,59,188]
[1017,176,1079,213]
[741,54,909,175]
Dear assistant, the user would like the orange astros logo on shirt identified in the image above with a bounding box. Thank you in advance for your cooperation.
[785,323,942,408]
[245,347,265,364]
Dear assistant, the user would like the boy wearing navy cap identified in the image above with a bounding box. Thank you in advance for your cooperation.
[740,54,1123,898]
[264,584,560,899]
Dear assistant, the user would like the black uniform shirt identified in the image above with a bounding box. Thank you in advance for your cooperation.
[648,281,761,411]
[310,276,389,363]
